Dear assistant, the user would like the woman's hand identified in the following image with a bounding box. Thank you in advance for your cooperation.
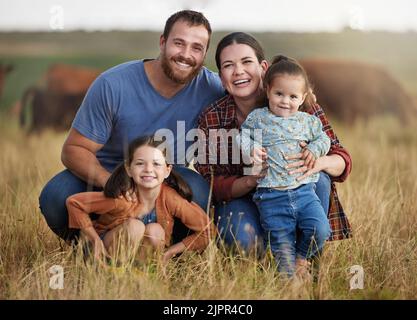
[286,141,326,181]
[285,141,315,170]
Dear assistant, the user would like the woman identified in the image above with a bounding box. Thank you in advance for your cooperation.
[195,32,352,252]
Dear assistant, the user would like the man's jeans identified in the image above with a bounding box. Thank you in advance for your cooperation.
[38,166,210,243]
[253,183,331,275]
[214,172,331,253]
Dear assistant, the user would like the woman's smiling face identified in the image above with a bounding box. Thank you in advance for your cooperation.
[219,43,268,101]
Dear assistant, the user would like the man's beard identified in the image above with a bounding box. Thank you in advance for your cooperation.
[160,51,203,85]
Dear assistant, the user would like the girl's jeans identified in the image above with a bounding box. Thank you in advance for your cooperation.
[253,183,331,275]
[214,172,331,253]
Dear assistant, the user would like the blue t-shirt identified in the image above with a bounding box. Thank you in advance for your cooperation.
[72,60,224,171]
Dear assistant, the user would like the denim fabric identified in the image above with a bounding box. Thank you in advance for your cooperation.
[170,166,210,244]
[138,208,157,225]
[213,172,331,253]
[315,172,331,215]
[253,183,331,275]
[214,195,264,252]
[39,166,209,242]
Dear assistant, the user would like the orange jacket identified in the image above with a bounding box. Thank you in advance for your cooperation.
[66,184,214,252]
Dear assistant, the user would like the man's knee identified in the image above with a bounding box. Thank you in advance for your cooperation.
[39,182,68,230]
[174,167,209,209]
[38,170,88,240]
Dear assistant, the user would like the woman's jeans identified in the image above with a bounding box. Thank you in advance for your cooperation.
[253,183,331,275]
[38,166,210,243]
[214,172,331,253]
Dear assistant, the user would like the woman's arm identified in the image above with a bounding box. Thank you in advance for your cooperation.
[195,108,245,202]
[231,176,258,198]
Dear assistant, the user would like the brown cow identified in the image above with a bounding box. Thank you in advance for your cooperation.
[300,59,417,123]
[19,63,100,133]
[0,63,13,101]
[20,87,85,133]
[45,63,100,95]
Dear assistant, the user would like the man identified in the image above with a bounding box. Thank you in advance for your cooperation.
[39,10,224,242]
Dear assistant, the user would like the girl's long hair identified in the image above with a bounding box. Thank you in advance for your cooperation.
[264,55,316,112]
[103,136,193,202]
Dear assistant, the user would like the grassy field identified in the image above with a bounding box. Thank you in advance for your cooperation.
[0,30,416,299]
[0,115,416,299]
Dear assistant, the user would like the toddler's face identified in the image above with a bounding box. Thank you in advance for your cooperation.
[267,74,307,118]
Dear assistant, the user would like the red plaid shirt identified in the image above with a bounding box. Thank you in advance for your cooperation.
[195,94,352,241]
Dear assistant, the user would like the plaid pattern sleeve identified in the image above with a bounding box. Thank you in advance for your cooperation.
[195,95,246,201]
[308,103,353,240]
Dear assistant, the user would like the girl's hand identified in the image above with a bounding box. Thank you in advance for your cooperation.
[251,147,267,164]
[162,242,186,265]
[92,238,109,263]
[249,147,268,176]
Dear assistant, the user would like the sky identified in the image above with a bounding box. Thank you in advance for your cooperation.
[0,0,416,32]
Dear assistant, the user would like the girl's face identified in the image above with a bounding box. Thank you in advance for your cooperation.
[219,43,268,101]
[267,74,307,118]
[125,145,172,191]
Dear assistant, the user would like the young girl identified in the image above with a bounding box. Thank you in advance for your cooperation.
[240,55,332,277]
[66,136,214,264]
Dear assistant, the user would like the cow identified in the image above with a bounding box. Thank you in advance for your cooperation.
[20,87,85,133]
[300,59,417,124]
[0,63,13,101]
[45,63,100,95]
[19,63,101,133]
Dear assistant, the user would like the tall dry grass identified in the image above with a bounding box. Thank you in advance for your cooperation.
[0,116,416,299]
